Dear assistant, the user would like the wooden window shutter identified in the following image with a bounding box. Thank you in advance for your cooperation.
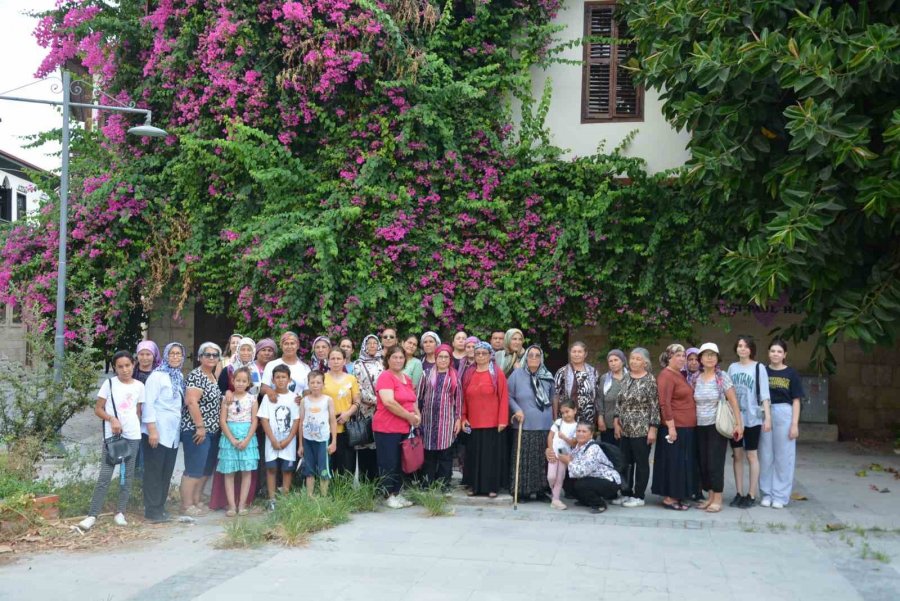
[582,2,643,122]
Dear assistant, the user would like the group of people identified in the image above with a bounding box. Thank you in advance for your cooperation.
[77,327,804,528]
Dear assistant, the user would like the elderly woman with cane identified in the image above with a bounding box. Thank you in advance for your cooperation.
[508,345,554,504]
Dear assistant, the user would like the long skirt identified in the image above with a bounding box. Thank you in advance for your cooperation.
[509,429,547,497]
[464,427,508,495]
[651,425,699,501]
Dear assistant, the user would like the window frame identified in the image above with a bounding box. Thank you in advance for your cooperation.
[581,1,644,124]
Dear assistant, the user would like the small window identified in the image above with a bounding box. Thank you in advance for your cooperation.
[16,193,26,221]
[582,2,643,123]
[0,179,11,222]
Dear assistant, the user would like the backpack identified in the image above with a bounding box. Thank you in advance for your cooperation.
[586,439,625,473]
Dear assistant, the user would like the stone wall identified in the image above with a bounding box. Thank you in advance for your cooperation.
[572,308,900,441]
[0,304,26,364]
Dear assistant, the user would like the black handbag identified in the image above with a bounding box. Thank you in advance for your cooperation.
[103,378,135,467]
[346,413,374,447]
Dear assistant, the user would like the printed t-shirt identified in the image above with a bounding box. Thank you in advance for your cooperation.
[323,373,359,434]
[258,393,300,461]
[768,366,804,405]
[303,395,331,442]
[97,378,145,440]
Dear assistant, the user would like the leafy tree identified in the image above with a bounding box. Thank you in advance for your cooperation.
[619,0,900,368]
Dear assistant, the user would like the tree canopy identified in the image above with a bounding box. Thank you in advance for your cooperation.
[619,0,900,368]
[0,0,720,353]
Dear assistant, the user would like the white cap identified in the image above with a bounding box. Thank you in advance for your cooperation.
[698,342,720,356]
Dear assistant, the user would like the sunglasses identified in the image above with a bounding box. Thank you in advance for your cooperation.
[381,334,396,339]
[201,352,221,359]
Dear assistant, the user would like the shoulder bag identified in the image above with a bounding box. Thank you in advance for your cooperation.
[401,427,425,474]
[103,378,135,467]
[347,368,375,447]
[714,371,737,438]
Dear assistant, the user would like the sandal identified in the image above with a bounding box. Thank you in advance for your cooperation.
[663,501,689,511]
[705,503,722,513]
[225,509,237,517]
[695,500,712,510]
[488,492,498,498]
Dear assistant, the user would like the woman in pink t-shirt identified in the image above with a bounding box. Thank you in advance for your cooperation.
[374,345,421,509]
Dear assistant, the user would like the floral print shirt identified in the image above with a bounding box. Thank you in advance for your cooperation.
[614,373,659,438]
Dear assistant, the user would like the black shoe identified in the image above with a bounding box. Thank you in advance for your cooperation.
[145,513,171,524]
[590,500,608,514]
[739,495,756,509]
[729,493,743,508]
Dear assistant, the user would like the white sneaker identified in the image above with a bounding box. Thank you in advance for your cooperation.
[78,516,96,531]
[610,495,627,506]
[771,501,785,509]
[623,497,645,508]
[395,494,413,508]
[760,497,773,508]
[385,495,404,509]
[114,512,128,526]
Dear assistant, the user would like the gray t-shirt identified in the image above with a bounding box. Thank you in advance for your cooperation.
[693,372,734,426]
[726,361,770,428]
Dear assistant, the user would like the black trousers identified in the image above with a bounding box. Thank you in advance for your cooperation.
[374,432,405,495]
[620,436,652,499]
[357,448,378,482]
[697,424,728,493]
[572,477,619,508]
[141,435,178,519]
[331,432,357,477]
[423,448,454,489]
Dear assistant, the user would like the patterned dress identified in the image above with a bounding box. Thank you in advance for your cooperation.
[182,368,223,434]
[553,364,600,424]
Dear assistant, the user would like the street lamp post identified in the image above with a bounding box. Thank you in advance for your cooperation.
[0,70,168,383]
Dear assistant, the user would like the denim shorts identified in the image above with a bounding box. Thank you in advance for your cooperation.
[301,438,331,479]
[181,429,210,478]
[265,457,296,472]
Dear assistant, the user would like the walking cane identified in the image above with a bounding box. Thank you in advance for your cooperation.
[513,419,524,510]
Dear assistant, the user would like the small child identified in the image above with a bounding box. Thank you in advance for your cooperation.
[546,401,578,510]
[216,367,260,516]
[258,364,300,511]
[299,371,338,497]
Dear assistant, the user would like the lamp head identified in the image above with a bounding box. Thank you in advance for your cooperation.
[127,114,168,138]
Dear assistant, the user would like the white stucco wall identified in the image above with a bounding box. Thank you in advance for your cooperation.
[0,167,44,221]
[531,0,691,173]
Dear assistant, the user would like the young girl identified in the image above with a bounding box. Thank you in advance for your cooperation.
[727,336,771,508]
[216,367,259,516]
[79,351,145,531]
[546,401,578,510]
[760,339,804,509]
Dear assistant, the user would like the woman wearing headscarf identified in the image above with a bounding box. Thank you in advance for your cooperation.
[417,344,462,491]
[420,331,441,374]
[651,343,698,510]
[462,341,510,497]
[683,347,700,380]
[353,334,383,481]
[211,337,261,511]
[597,349,628,445]
[507,345,554,501]
[141,342,185,522]
[254,338,277,397]
[133,341,162,383]
[553,342,600,424]
[612,348,658,508]
[309,336,332,372]
[494,328,526,377]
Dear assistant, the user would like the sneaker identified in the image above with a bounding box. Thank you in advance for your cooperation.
[114,512,128,526]
[550,500,567,510]
[739,495,756,509]
[760,496,773,508]
[610,495,627,506]
[266,499,276,512]
[623,497,645,508]
[395,494,413,508]
[385,495,404,509]
[78,516,96,531]
[771,501,785,509]
[729,493,744,508]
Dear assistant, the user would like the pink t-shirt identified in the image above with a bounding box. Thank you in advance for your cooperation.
[374,370,417,434]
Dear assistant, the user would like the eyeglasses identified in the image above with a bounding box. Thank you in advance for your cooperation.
[381,334,396,339]
[201,353,221,359]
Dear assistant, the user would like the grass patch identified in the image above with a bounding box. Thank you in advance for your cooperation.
[860,541,891,563]
[404,482,453,517]
[219,474,381,548]
[0,456,51,500]
[218,517,270,549]
[766,522,787,533]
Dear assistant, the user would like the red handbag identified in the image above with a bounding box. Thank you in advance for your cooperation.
[401,428,424,474]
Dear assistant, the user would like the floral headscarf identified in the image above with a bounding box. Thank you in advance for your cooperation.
[358,334,382,363]
[156,342,186,395]
[232,337,257,370]
[309,335,332,371]
[522,344,553,410]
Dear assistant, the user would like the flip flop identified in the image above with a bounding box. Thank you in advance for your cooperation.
[663,502,689,511]
[705,503,722,513]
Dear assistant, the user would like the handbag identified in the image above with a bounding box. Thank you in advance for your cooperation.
[715,398,737,438]
[102,378,135,468]
[401,427,425,474]
[346,413,374,447]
